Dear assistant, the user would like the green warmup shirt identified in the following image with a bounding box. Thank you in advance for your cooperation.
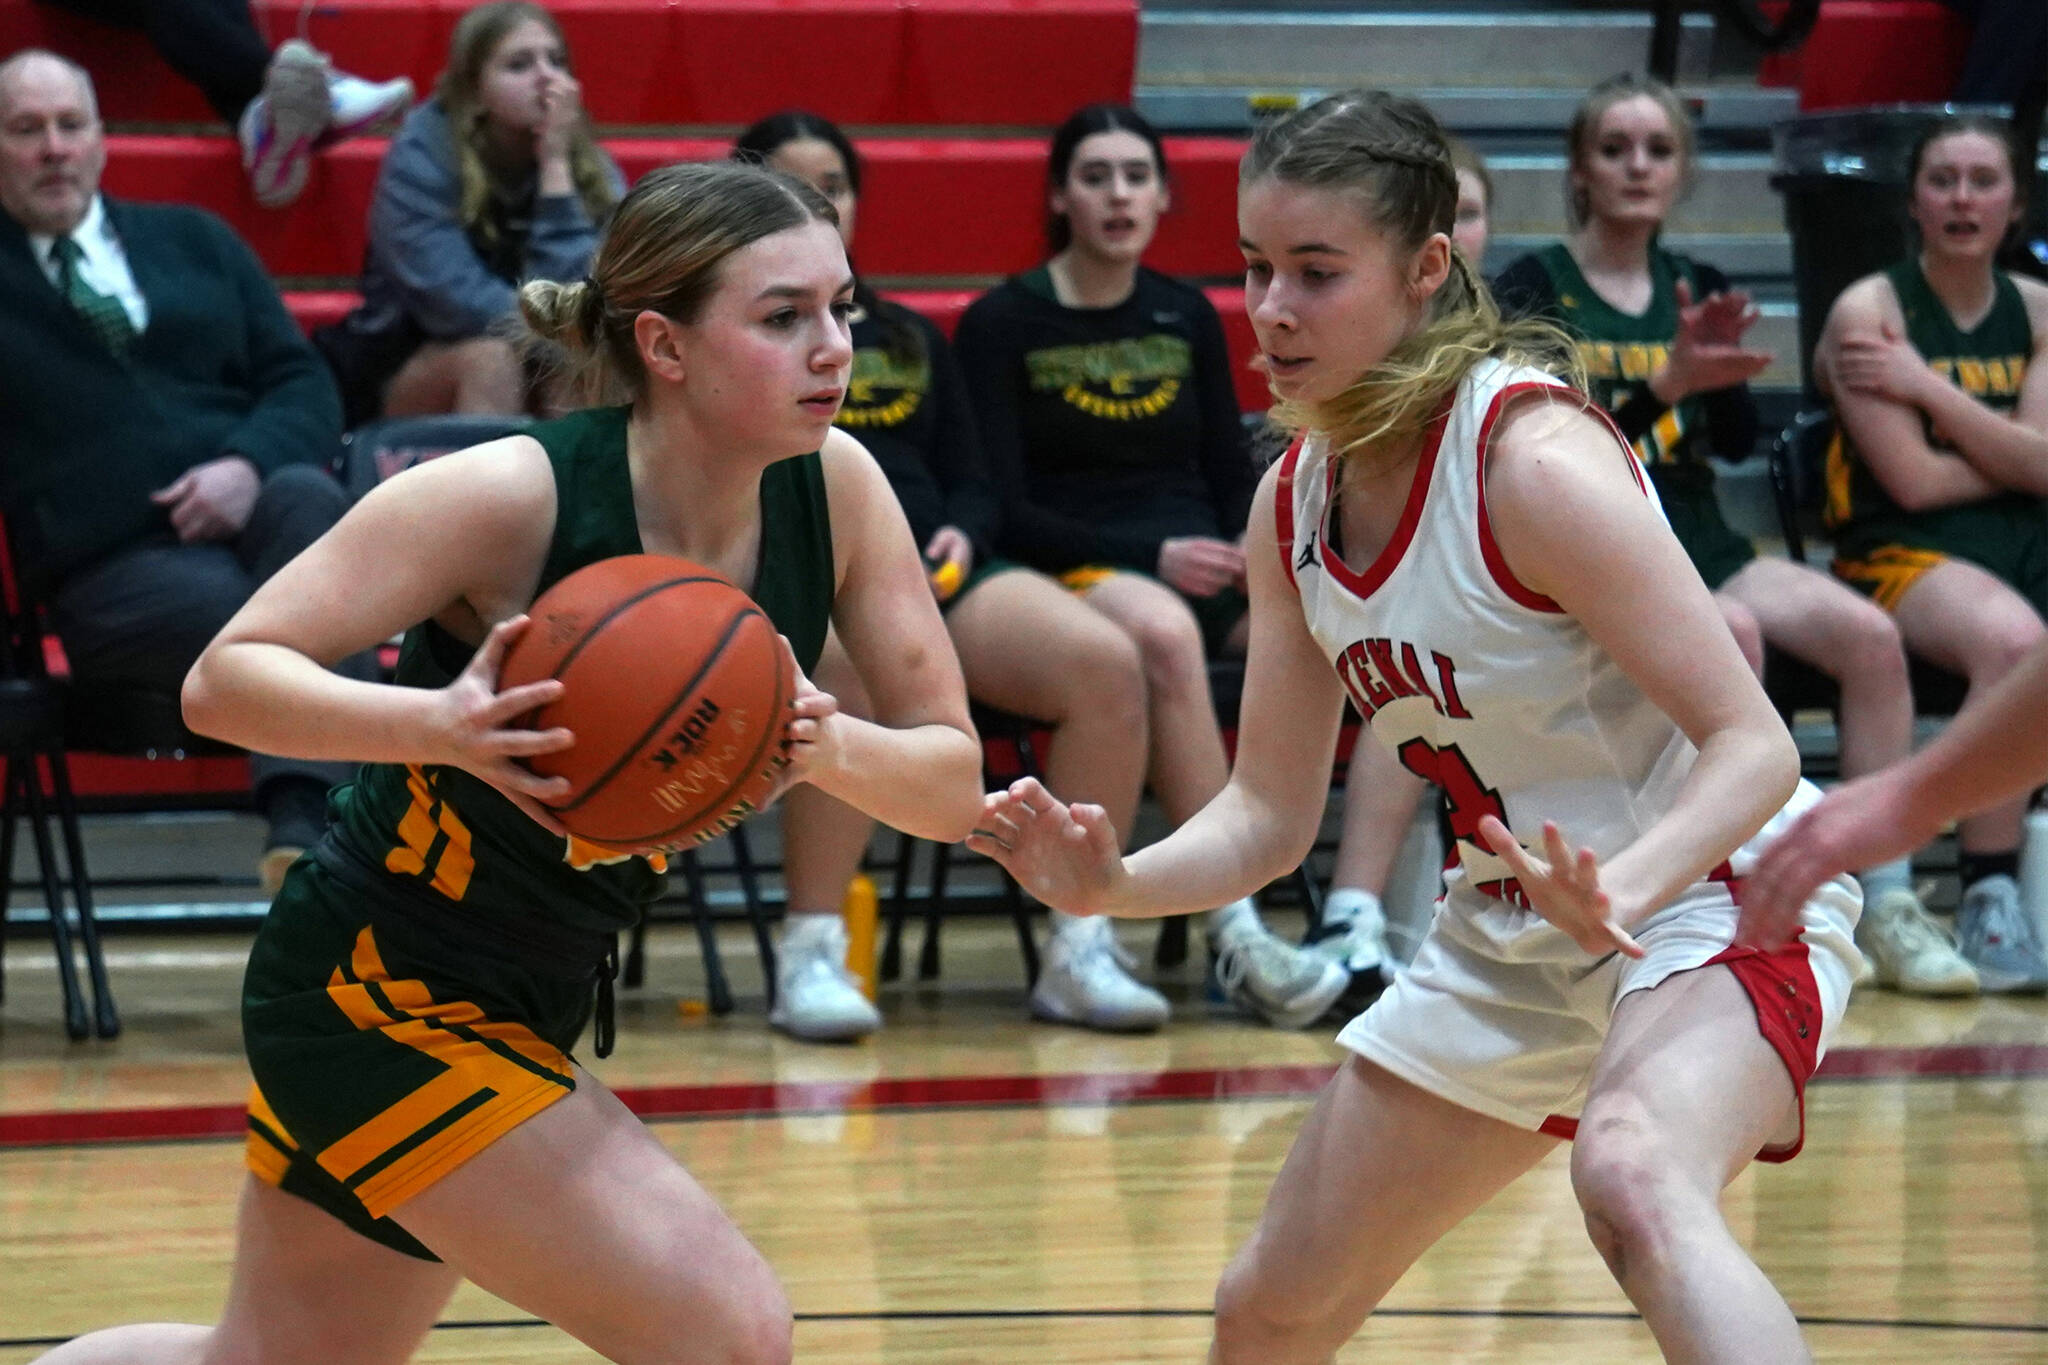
[1826,258,2037,554]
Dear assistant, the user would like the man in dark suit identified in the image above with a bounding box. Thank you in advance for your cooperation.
[0,49,373,889]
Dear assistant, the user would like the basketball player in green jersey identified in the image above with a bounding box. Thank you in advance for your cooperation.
[32,162,983,1365]
[1494,74,1973,996]
[1818,114,2048,993]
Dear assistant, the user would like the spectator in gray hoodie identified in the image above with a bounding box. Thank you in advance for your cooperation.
[321,2,624,424]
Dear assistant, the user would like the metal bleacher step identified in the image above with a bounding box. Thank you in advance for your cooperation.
[1135,8,1796,137]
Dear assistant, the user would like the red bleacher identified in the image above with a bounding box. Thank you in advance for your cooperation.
[8,0,1277,801]
[0,0,1137,128]
[99,133,1248,281]
[1757,1,1971,109]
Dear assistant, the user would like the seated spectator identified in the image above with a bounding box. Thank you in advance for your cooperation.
[1309,135,1501,996]
[0,50,376,889]
[1495,74,1976,997]
[1817,113,2048,993]
[321,1,623,425]
[954,103,1348,1029]
[36,0,411,206]
[732,111,1153,1040]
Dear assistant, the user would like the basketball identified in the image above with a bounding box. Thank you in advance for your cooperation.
[498,554,795,854]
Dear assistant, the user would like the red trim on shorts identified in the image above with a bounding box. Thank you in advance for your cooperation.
[1538,1114,1579,1141]
[1703,937,1822,1163]
[1473,381,1651,613]
[1274,435,1306,592]
[1316,398,1453,603]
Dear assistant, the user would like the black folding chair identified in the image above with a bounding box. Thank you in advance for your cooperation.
[0,519,119,1039]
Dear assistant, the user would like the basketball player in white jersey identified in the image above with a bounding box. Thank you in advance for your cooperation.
[968,90,1862,1363]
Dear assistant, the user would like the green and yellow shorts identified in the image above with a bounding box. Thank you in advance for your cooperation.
[240,858,592,1260]
[1058,564,1248,658]
[1832,501,2048,616]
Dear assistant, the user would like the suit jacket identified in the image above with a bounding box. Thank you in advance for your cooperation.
[0,197,341,593]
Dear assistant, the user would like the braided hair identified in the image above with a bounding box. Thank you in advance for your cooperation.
[1242,89,1577,463]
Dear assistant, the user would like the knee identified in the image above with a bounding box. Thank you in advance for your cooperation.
[1569,1105,1690,1283]
[259,462,348,520]
[1064,630,1148,721]
[1974,611,2048,680]
[665,1278,792,1365]
[1718,599,1764,676]
[1841,603,1908,681]
[1119,601,1208,694]
[1210,1248,1359,1364]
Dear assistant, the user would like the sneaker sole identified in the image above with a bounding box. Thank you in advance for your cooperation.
[1029,994,1168,1034]
[769,1012,879,1043]
[1881,967,1981,996]
[1239,960,1351,1030]
[1970,968,2048,996]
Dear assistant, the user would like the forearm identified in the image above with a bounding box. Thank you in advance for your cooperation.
[1604,725,1800,923]
[1925,385,2048,494]
[1107,779,1314,919]
[806,718,983,842]
[1896,639,2048,829]
[184,642,437,763]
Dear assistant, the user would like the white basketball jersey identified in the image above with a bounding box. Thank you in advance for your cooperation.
[1279,357,1725,908]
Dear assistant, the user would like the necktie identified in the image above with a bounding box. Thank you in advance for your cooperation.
[49,235,137,354]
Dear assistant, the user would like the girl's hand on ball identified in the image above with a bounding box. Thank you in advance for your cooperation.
[770,636,841,800]
[437,615,575,833]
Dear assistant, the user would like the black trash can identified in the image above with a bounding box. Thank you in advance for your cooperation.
[1771,104,2007,398]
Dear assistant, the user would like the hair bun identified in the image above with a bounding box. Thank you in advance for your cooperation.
[519,277,603,352]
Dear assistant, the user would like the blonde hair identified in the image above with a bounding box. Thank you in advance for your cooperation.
[1242,89,1577,465]
[1564,73,1695,229]
[520,161,837,404]
[439,3,617,253]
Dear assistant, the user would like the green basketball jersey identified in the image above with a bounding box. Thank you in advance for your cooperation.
[1530,242,1711,485]
[1825,259,2034,538]
[321,406,834,955]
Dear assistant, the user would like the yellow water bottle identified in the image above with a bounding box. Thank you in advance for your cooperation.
[842,874,879,1001]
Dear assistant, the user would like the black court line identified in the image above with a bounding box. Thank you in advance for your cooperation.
[5,1306,2044,1351]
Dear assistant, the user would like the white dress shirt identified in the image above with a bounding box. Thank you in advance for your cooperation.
[29,195,150,334]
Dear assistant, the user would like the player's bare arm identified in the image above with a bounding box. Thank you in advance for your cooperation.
[183,436,566,773]
[1822,281,2010,507]
[1485,392,1799,925]
[809,427,983,841]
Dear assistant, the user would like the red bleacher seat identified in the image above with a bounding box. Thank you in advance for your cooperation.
[100,133,1247,281]
[0,0,1135,128]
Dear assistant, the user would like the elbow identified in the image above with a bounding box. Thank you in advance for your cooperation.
[1759,724,1802,810]
[180,653,225,742]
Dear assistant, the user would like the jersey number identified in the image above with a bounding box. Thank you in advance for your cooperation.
[1394,738,1508,849]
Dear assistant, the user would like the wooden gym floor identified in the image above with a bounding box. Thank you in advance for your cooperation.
[3,913,2047,1363]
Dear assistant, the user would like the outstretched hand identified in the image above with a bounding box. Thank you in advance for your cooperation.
[435,615,575,834]
[1475,814,1644,959]
[1656,277,1772,402]
[1741,772,1930,949]
[965,777,1128,916]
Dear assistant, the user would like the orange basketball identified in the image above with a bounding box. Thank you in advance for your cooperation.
[499,554,795,854]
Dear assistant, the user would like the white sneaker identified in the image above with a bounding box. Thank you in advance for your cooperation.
[1957,875,2048,995]
[324,70,414,143]
[1030,917,1170,1033]
[240,39,331,207]
[1209,909,1350,1029]
[769,916,881,1042]
[1857,887,1978,996]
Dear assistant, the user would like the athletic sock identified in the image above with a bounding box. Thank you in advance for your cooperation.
[1205,898,1259,940]
[1319,886,1382,930]
[1857,859,1912,901]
